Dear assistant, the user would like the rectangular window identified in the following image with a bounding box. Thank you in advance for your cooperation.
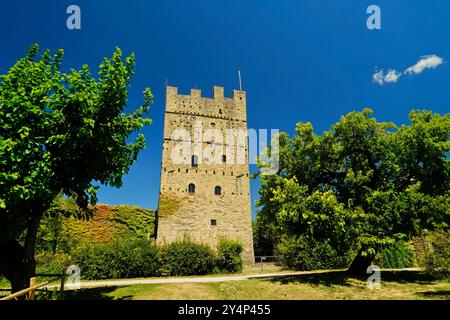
[211,219,217,226]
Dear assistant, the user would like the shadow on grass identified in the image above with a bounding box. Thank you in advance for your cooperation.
[418,290,450,299]
[63,286,132,300]
[261,270,439,287]
[257,270,349,286]
[378,271,439,285]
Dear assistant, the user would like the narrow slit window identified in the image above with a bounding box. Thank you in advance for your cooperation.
[191,155,198,168]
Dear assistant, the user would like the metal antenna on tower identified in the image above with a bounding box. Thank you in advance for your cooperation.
[238,70,242,91]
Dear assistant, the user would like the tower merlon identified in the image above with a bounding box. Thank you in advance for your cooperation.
[232,89,246,101]
[166,85,178,95]
[213,86,224,99]
[191,88,201,97]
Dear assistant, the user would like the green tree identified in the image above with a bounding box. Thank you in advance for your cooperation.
[0,45,152,292]
[256,109,450,275]
[253,216,280,257]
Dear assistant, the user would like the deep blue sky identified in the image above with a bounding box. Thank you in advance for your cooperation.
[1,1,449,217]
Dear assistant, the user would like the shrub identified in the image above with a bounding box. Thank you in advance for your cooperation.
[215,239,243,273]
[36,252,73,274]
[72,241,119,280]
[71,238,243,280]
[72,239,159,280]
[0,277,10,289]
[424,230,450,278]
[158,240,216,276]
[124,239,160,278]
[275,236,347,271]
[410,236,430,267]
[374,242,414,269]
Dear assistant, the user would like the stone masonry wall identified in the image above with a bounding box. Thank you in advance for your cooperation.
[156,85,255,264]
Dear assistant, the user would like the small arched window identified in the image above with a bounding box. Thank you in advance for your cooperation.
[188,183,196,193]
[191,155,198,168]
[222,155,227,163]
[214,186,222,196]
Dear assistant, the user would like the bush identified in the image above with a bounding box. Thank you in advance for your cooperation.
[36,252,73,275]
[113,239,160,278]
[275,236,347,271]
[70,238,242,280]
[0,277,10,289]
[72,239,159,280]
[424,230,450,277]
[215,239,243,273]
[158,240,216,276]
[374,242,414,269]
[410,236,430,267]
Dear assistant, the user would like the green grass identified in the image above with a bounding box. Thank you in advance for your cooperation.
[0,263,284,298]
[0,277,11,298]
[0,277,10,288]
[63,271,450,300]
[0,275,65,299]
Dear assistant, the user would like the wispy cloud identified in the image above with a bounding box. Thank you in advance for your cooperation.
[372,54,444,85]
[404,55,444,75]
[373,69,401,85]
[372,70,384,85]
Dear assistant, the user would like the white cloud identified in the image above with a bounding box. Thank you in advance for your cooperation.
[372,70,385,85]
[372,54,444,85]
[384,69,401,83]
[404,55,444,75]
[372,69,401,85]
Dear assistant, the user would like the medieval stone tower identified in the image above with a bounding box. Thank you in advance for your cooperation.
[156,85,254,263]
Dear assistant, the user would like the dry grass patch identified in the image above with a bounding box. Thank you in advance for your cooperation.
[64,271,450,300]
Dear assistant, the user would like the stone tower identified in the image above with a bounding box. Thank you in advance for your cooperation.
[156,85,254,264]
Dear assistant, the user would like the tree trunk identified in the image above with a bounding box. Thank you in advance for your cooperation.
[347,247,377,277]
[0,240,34,294]
[0,202,43,294]
[9,256,34,294]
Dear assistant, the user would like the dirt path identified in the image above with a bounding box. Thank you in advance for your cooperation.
[50,268,420,290]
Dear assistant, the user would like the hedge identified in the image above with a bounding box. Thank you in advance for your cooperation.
[69,238,242,280]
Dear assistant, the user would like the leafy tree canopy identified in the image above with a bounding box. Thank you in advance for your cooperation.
[0,44,152,291]
[256,109,450,274]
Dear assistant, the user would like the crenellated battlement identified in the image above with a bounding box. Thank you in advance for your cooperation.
[165,85,247,122]
[166,85,246,101]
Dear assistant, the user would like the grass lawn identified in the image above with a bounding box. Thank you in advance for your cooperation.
[63,270,450,300]
[0,263,285,298]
